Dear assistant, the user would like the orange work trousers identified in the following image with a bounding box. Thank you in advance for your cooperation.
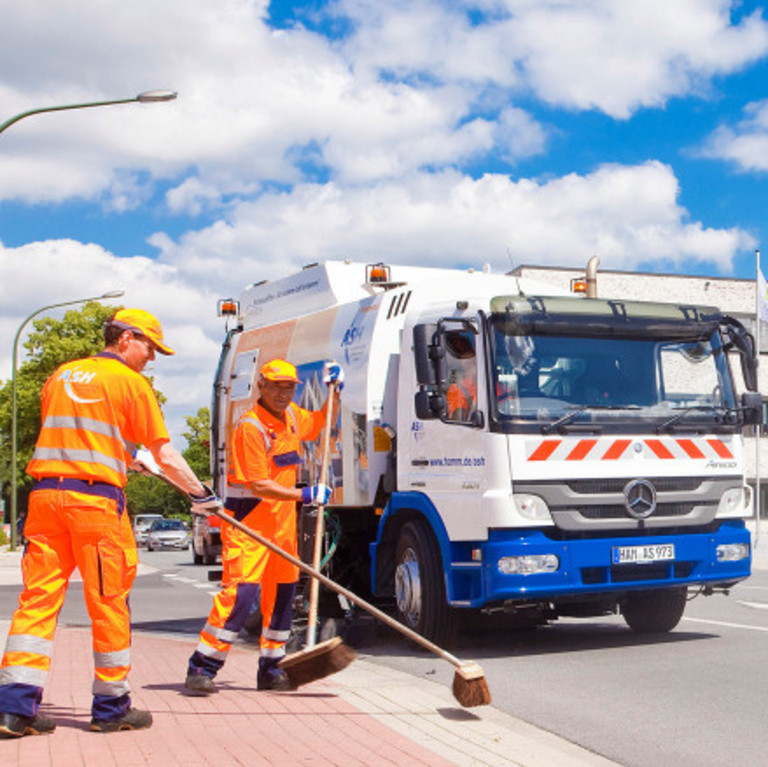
[192,500,298,674]
[0,484,137,718]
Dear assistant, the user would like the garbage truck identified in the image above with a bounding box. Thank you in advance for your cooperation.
[210,260,762,644]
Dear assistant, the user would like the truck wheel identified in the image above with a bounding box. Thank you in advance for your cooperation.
[193,548,203,565]
[621,587,687,633]
[395,520,455,645]
[203,540,215,566]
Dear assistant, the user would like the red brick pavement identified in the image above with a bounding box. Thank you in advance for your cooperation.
[2,626,457,766]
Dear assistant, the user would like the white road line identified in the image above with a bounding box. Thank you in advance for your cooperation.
[736,600,768,610]
[683,617,768,633]
[163,574,197,584]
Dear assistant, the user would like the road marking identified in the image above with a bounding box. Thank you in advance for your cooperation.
[163,574,197,584]
[736,600,768,610]
[683,617,768,633]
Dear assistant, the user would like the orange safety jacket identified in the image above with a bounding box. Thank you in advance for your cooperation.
[26,352,169,487]
[225,401,325,504]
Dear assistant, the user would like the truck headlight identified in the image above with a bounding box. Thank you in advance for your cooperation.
[717,486,751,517]
[513,494,551,521]
[716,543,750,562]
[498,554,559,575]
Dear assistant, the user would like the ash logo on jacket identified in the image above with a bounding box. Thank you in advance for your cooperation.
[58,368,103,405]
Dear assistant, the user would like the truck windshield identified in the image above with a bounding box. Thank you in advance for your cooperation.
[489,318,737,432]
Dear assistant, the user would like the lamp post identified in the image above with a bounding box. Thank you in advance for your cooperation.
[9,290,125,550]
[0,90,177,136]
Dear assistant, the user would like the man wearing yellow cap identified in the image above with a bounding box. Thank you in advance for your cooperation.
[0,308,219,738]
[185,357,343,693]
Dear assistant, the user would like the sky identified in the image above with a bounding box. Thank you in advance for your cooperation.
[3,0,768,443]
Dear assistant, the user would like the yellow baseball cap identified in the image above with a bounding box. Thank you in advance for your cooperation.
[260,359,301,383]
[111,308,175,355]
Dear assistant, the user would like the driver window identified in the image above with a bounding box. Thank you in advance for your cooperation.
[444,329,477,423]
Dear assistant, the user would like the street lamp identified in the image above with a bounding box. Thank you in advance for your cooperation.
[0,90,177,135]
[9,290,125,550]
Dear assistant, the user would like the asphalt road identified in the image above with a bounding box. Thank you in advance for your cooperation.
[2,547,767,766]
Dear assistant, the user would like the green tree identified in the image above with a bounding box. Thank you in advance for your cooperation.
[0,301,169,517]
[123,408,212,520]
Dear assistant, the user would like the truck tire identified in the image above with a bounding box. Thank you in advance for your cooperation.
[394,520,456,645]
[621,587,687,633]
[193,548,203,565]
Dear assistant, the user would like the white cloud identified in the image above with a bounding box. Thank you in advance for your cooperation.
[3,0,765,210]
[153,161,754,290]
[0,240,223,444]
[337,0,768,118]
[701,99,768,171]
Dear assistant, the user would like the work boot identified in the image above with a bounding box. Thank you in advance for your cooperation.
[184,673,217,696]
[257,668,295,691]
[0,711,56,738]
[89,708,153,733]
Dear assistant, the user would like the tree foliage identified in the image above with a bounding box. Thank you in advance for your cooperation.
[0,302,120,511]
[124,408,212,520]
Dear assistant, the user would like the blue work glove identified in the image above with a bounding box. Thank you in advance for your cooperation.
[190,483,222,516]
[323,360,345,390]
[302,483,332,506]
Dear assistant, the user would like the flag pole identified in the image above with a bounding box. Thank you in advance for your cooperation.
[756,249,762,549]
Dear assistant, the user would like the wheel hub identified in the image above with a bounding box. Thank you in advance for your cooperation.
[395,548,421,627]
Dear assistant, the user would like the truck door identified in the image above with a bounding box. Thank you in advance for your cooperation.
[406,318,488,502]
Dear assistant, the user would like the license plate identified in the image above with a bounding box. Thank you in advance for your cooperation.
[612,544,675,565]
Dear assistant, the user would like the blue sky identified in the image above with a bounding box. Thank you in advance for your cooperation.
[3,0,768,439]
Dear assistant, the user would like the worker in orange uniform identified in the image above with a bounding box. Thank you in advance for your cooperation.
[0,309,220,739]
[185,358,342,694]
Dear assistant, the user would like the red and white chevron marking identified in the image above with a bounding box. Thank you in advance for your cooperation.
[525,437,734,462]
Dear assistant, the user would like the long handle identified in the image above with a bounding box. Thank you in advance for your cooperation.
[208,503,466,669]
[306,381,337,647]
[153,467,467,670]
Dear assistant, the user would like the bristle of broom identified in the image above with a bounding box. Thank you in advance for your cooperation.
[452,662,492,708]
[278,636,357,688]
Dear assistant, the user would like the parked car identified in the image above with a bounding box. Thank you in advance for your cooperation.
[132,514,163,547]
[146,518,191,551]
[192,513,222,565]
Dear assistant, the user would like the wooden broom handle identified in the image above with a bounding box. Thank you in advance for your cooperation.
[207,503,465,668]
[305,380,337,647]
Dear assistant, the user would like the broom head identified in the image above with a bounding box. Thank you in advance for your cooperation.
[452,661,492,708]
[278,636,357,688]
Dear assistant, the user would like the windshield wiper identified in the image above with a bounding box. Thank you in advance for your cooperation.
[541,405,640,435]
[655,404,731,433]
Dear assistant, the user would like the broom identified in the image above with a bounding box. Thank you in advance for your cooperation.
[136,460,491,706]
[212,504,491,707]
[278,379,357,688]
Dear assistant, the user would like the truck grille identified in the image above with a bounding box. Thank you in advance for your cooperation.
[579,503,695,519]
[565,477,702,494]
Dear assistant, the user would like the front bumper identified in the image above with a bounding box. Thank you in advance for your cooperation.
[449,520,751,607]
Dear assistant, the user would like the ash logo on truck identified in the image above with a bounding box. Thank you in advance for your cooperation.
[340,299,376,365]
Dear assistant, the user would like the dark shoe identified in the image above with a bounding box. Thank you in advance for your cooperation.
[0,711,56,738]
[185,673,217,696]
[257,669,295,691]
[90,708,153,733]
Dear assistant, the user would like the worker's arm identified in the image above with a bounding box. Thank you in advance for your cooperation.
[249,478,303,502]
[149,439,207,497]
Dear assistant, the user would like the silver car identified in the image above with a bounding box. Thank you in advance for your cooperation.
[146,518,191,551]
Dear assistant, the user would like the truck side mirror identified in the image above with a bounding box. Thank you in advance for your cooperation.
[722,316,758,392]
[413,323,443,385]
[415,390,446,420]
[741,392,764,426]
